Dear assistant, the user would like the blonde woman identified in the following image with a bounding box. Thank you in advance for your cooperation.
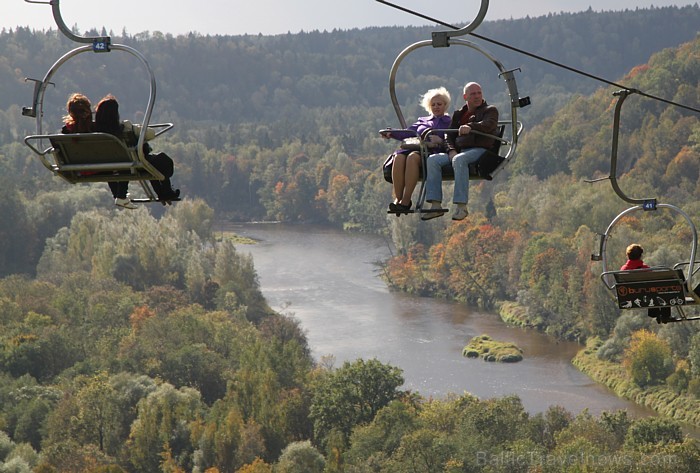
[381,87,452,214]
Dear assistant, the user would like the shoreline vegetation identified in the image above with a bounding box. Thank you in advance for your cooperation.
[499,301,700,428]
[573,338,700,428]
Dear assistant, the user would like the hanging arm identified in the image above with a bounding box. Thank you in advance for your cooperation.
[25,0,111,47]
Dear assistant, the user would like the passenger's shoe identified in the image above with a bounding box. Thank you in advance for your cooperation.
[115,197,137,209]
[452,205,469,221]
[159,188,180,206]
[421,201,446,221]
[395,200,412,215]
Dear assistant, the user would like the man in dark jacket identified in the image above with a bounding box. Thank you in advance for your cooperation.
[422,82,499,221]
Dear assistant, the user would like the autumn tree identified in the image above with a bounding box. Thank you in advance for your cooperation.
[623,330,675,387]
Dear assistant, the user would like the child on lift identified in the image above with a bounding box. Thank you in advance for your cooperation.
[620,243,650,270]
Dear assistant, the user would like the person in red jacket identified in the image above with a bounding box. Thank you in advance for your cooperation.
[620,243,650,270]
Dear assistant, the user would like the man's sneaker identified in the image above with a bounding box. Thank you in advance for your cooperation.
[452,206,469,221]
[421,201,446,221]
[115,197,138,209]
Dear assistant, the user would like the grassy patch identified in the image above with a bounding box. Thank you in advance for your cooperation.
[463,334,524,363]
[217,231,257,245]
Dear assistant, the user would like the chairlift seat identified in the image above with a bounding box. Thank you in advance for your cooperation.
[611,268,691,310]
[26,132,163,184]
[422,125,506,181]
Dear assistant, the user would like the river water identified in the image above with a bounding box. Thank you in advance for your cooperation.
[229,223,658,418]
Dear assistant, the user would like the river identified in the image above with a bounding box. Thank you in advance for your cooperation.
[229,222,658,418]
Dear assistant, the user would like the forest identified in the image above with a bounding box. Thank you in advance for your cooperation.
[1,4,700,472]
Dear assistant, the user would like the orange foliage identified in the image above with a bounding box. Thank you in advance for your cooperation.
[617,215,642,231]
[386,244,430,291]
[665,146,700,184]
[529,247,563,284]
[625,63,650,79]
[129,305,156,332]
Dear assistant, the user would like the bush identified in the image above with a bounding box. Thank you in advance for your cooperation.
[688,378,700,399]
[623,330,674,387]
[689,332,700,377]
[624,417,683,449]
[276,441,325,473]
[666,368,690,394]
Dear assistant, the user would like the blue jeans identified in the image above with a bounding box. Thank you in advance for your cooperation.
[425,148,487,204]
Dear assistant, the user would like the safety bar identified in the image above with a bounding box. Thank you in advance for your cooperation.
[388,39,524,164]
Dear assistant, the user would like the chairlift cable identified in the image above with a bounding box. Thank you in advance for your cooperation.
[376,0,700,114]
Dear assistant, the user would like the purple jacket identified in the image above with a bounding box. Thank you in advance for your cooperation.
[387,114,452,141]
[387,114,452,154]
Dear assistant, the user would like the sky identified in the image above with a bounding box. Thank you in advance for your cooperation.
[1,1,693,36]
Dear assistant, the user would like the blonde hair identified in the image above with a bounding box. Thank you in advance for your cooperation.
[420,87,451,115]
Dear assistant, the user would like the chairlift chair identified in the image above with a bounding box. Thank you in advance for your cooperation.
[590,90,700,323]
[380,0,529,216]
[22,0,175,203]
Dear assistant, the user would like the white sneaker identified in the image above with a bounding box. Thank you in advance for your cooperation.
[421,201,446,220]
[452,205,469,221]
[115,198,138,209]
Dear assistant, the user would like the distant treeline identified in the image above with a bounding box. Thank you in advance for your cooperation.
[1,5,699,127]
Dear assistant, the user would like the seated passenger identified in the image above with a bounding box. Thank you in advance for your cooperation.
[620,243,650,270]
[422,82,499,221]
[61,93,93,133]
[381,87,452,214]
[93,95,180,209]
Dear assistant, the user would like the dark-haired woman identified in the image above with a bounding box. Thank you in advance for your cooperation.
[94,95,180,208]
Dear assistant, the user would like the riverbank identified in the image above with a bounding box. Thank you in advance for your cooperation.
[498,301,542,330]
[573,337,700,428]
[499,301,700,428]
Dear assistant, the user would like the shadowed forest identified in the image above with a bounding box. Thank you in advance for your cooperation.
[1,4,700,471]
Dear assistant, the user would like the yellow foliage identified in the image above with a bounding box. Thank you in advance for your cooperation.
[235,457,272,473]
[623,329,674,387]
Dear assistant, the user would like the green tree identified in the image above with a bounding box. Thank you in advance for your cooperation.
[624,417,684,449]
[344,400,419,470]
[127,384,204,473]
[529,405,574,450]
[309,358,404,447]
[391,428,454,473]
[0,431,15,462]
[71,373,120,453]
[275,441,325,473]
